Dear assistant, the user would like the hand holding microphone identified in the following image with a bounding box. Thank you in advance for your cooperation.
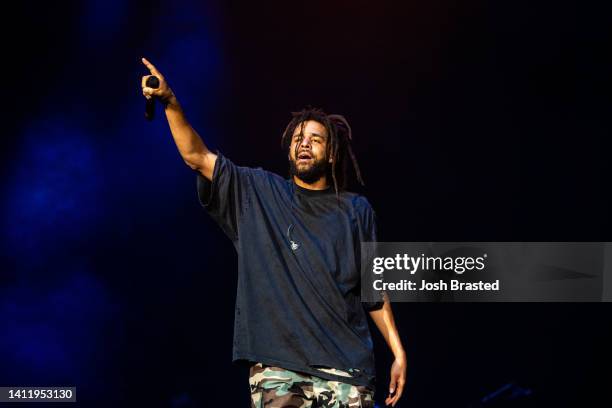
[141,57,176,120]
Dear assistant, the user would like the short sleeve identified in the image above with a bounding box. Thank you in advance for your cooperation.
[196,151,254,242]
[360,199,385,311]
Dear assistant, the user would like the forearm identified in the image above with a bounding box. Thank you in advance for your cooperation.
[368,299,405,359]
[163,96,210,167]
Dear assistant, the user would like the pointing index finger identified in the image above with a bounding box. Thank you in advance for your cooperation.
[141,57,162,77]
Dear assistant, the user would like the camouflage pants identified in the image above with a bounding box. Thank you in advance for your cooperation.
[249,362,375,408]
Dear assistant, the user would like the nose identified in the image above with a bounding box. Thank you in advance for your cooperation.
[299,135,312,148]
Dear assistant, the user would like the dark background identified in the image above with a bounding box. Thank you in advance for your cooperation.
[1,1,610,407]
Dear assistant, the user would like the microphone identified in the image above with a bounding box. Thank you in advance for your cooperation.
[144,76,160,121]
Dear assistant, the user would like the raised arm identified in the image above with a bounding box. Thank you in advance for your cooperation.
[141,57,217,180]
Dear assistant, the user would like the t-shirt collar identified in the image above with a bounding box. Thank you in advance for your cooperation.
[291,178,334,197]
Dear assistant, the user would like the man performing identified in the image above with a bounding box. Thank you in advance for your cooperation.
[141,57,406,408]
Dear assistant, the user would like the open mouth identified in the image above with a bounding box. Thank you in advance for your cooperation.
[297,152,312,163]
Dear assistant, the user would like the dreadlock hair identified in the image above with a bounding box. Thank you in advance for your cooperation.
[280,107,364,201]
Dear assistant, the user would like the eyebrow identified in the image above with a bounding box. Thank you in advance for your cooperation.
[292,132,326,139]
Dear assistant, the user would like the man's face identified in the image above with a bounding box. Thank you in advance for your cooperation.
[288,120,332,184]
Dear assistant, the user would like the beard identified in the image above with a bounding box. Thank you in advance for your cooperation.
[289,155,330,184]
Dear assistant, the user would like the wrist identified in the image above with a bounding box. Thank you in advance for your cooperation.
[393,349,406,361]
[163,93,180,110]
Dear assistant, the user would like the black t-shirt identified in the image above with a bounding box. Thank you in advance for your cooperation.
[196,152,383,388]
